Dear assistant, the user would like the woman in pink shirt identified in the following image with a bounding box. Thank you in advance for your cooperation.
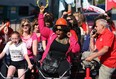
[38,6,80,79]
[19,18,38,79]
[32,18,45,61]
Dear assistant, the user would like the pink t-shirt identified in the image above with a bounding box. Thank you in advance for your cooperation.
[21,33,37,59]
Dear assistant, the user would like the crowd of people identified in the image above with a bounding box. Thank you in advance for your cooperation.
[0,6,116,79]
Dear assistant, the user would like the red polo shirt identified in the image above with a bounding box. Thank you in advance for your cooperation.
[96,28,116,68]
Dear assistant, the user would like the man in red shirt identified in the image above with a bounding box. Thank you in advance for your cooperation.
[85,19,116,79]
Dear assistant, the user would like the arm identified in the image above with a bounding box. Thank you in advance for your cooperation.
[4,27,9,43]
[38,6,53,39]
[89,30,97,51]
[68,32,80,53]
[22,43,33,69]
[89,37,96,52]
[86,32,114,61]
[0,42,11,59]
[24,54,33,69]
[85,46,109,61]
[41,35,47,50]
[32,40,38,58]
[42,40,46,51]
[0,24,6,31]
[0,52,5,59]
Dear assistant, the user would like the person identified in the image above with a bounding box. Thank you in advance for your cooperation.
[42,12,54,51]
[31,18,44,61]
[0,19,13,79]
[66,15,81,47]
[83,19,116,79]
[105,10,116,35]
[38,6,80,79]
[19,18,38,79]
[0,31,33,79]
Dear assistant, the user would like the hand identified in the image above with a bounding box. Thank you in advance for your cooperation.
[90,29,97,38]
[63,11,68,16]
[85,56,94,62]
[28,64,33,70]
[67,32,72,37]
[3,27,8,34]
[40,6,45,14]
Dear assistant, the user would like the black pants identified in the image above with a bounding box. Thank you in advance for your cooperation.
[39,60,71,79]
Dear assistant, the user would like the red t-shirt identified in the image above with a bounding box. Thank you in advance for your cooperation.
[81,22,88,32]
[95,28,116,68]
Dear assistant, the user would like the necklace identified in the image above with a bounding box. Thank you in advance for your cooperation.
[56,38,69,44]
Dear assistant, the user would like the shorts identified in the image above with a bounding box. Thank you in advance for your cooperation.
[10,60,26,69]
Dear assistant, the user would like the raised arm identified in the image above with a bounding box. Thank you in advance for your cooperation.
[38,6,53,39]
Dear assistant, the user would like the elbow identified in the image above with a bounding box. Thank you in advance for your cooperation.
[104,46,109,53]
[72,44,80,53]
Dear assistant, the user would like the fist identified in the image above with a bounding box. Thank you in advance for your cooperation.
[6,22,10,27]
[67,32,72,37]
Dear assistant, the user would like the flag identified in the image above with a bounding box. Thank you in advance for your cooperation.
[82,0,106,15]
[106,0,116,11]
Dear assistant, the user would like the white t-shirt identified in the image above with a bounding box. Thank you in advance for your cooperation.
[3,41,27,61]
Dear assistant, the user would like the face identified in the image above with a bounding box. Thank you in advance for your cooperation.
[55,26,64,39]
[45,22,50,27]
[34,24,39,31]
[95,21,104,34]
[11,34,20,44]
[66,17,73,23]
[22,22,30,32]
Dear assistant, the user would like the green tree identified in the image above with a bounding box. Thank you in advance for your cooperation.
[98,0,105,4]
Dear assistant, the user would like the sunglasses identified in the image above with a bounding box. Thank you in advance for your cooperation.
[67,19,72,21]
[54,28,63,31]
[22,24,29,27]
[34,24,38,26]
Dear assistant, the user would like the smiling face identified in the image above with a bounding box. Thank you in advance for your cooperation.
[22,22,30,32]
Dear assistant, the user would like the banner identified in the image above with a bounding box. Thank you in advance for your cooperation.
[105,0,116,11]
[82,0,106,14]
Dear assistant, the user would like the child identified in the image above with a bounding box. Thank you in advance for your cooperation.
[0,31,33,79]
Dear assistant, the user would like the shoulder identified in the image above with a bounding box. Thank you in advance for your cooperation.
[6,41,12,45]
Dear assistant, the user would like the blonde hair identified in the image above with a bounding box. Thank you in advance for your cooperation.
[19,18,32,36]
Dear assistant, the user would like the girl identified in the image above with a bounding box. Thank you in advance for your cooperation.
[0,31,33,79]
[19,18,38,79]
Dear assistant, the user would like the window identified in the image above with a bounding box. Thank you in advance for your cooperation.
[19,6,28,16]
